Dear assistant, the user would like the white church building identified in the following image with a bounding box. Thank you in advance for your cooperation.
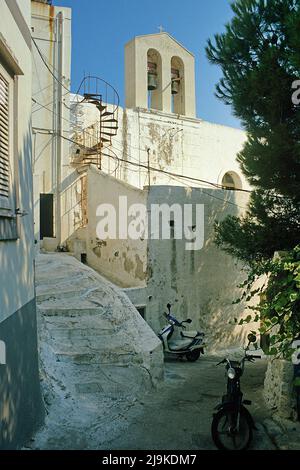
[32,10,257,348]
[71,32,249,193]
[65,32,255,347]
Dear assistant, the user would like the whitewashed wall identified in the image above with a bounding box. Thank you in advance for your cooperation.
[31,0,73,245]
[70,101,249,194]
[0,0,34,321]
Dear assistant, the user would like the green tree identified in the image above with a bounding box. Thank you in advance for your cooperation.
[206,0,300,264]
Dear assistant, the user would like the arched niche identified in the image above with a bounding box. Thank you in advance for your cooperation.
[147,49,162,111]
[171,56,185,115]
[221,171,243,190]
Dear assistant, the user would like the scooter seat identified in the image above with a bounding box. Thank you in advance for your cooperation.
[180,330,199,339]
[168,338,193,351]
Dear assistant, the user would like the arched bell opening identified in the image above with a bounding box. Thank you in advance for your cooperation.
[221,171,243,190]
[171,56,184,115]
[147,49,162,111]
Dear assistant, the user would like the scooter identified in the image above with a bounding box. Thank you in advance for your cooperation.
[158,303,205,362]
[211,333,261,451]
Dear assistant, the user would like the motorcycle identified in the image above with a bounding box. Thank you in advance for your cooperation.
[158,303,205,362]
[211,333,261,451]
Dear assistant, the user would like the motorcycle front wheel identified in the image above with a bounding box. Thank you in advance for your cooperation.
[211,407,253,451]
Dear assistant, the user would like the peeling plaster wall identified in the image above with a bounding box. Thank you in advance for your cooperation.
[82,168,259,350]
[70,102,249,195]
[86,167,148,288]
[119,108,249,192]
[125,186,259,351]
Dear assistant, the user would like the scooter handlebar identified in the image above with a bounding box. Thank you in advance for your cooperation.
[216,359,227,366]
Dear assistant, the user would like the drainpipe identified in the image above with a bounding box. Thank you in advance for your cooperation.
[55,10,64,245]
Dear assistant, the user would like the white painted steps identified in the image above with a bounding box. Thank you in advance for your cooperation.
[31,253,164,449]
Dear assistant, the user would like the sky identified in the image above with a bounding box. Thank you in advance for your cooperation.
[52,0,241,129]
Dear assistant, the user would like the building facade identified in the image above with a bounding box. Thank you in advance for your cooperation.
[80,166,257,350]
[0,0,44,449]
[32,24,256,346]
[31,0,73,248]
[71,33,249,195]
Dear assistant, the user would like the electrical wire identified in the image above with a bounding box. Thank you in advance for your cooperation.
[109,143,249,193]
[30,40,280,204]
[32,97,251,209]
[32,36,71,95]
[32,82,251,196]
[110,140,252,194]
[160,172,248,210]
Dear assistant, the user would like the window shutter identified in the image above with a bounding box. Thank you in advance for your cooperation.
[0,74,10,199]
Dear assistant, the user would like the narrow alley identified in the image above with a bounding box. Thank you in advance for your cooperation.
[27,254,275,450]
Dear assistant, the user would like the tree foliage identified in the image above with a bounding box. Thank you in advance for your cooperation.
[207,1,300,355]
[233,246,300,358]
[206,0,300,263]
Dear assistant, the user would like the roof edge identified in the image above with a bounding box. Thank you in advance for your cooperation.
[125,32,194,57]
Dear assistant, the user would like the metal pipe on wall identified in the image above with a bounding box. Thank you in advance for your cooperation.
[55,10,64,245]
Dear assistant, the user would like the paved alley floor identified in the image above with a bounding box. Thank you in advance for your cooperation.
[98,355,275,450]
[29,254,276,450]
[30,353,275,450]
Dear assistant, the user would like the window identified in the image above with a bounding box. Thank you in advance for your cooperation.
[0,61,18,240]
[0,72,10,206]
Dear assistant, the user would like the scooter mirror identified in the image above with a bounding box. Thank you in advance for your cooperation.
[167,303,171,312]
[186,319,192,324]
[247,333,257,344]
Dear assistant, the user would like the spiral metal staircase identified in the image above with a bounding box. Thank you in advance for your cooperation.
[72,76,119,170]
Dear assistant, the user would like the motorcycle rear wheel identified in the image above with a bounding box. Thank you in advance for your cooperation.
[211,407,253,451]
[186,350,201,362]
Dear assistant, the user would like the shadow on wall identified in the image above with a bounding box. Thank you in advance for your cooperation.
[0,300,44,449]
[146,186,258,351]
[0,129,44,448]
[0,129,35,319]
[60,170,87,243]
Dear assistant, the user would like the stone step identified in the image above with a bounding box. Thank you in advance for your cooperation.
[36,269,90,285]
[49,332,135,353]
[73,377,146,398]
[42,313,122,332]
[36,289,83,303]
[39,306,105,317]
[42,326,117,341]
[36,284,106,303]
[55,350,140,366]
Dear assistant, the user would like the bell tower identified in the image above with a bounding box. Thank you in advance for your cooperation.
[125,32,196,118]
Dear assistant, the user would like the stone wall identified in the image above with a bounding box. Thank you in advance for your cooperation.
[126,186,260,350]
[264,358,296,420]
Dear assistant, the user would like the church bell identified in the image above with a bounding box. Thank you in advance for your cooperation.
[148,62,158,91]
[171,68,180,95]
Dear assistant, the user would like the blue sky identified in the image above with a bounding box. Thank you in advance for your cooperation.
[53,0,241,128]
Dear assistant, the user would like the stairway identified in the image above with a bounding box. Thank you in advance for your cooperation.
[32,254,163,449]
[72,75,120,169]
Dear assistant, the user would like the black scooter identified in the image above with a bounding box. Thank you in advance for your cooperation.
[211,334,261,451]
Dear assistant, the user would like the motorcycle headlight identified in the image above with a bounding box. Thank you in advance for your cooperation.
[227,367,236,380]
